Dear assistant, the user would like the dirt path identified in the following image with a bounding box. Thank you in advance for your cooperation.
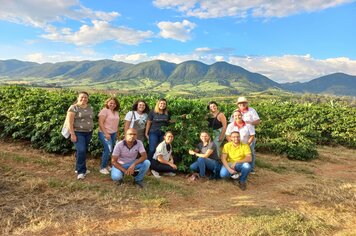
[1,140,355,235]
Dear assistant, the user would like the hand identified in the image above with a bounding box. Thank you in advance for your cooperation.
[231,162,237,169]
[105,133,111,140]
[125,164,135,175]
[170,163,177,170]
[228,167,237,175]
[70,133,77,143]
[145,133,149,140]
[218,136,224,142]
[188,150,195,155]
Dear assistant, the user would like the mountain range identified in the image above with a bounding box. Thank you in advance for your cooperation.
[0,59,355,96]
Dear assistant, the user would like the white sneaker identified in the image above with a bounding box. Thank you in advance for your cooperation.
[164,172,176,176]
[77,173,85,180]
[107,166,112,172]
[75,170,90,175]
[231,173,240,179]
[100,168,110,175]
[151,170,161,178]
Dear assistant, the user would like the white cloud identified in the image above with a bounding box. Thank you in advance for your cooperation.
[24,52,101,63]
[41,20,154,46]
[0,0,119,28]
[153,0,354,18]
[228,54,356,82]
[157,20,196,42]
[112,53,150,64]
[111,50,356,83]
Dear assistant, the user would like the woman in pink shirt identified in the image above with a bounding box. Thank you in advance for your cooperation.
[98,97,120,174]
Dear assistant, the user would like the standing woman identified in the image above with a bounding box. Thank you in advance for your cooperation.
[98,97,120,175]
[207,101,227,155]
[124,99,149,142]
[145,98,171,161]
[189,131,221,180]
[67,91,94,180]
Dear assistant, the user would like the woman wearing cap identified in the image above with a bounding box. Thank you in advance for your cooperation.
[206,101,227,155]
[229,97,260,173]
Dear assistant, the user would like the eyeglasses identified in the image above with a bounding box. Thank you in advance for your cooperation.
[127,133,137,136]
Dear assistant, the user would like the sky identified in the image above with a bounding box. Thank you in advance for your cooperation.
[0,0,355,83]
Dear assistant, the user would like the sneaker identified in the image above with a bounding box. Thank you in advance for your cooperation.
[231,173,240,180]
[151,170,161,178]
[77,173,85,180]
[164,172,176,177]
[75,170,91,175]
[134,181,144,189]
[239,182,247,191]
[107,166,112,172]
[100,168,110,175]
[250,171,256,175]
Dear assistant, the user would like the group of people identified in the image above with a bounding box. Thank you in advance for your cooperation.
[65,92,260,190]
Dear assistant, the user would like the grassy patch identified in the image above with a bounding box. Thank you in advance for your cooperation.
[256,159,288,173]
[32,159,56,167]
[240,208,332,236]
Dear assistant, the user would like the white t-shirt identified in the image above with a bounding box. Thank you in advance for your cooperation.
[153,141,172,161]
[225,122,255,144]
[124,111,148,129]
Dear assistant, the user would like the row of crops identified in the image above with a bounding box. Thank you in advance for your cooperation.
[0,86,355,170]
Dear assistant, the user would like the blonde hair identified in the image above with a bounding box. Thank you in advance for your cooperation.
[154,98,168,114]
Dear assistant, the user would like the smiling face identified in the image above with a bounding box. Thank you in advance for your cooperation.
[164,132,174,144]
[107,99,117,111]
[158,101,167,110]
[230,132,241,145]
[200,132,210,143]
[209,103,218,112]
[233,111,243,121]
[77,93,88,106]
[237,102,248,110]
[137,102,146,113]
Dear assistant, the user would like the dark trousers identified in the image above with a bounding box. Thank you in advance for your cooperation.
[151,159,177,173]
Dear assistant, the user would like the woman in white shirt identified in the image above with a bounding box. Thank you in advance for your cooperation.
[124,99,149,141]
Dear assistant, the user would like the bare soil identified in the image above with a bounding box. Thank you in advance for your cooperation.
[0,140,355,235]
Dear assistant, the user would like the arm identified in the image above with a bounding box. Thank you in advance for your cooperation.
[111,155,127,173]
[220,153,236,175]
[192,149,213,158]
[68,111,77,142]
[145,120,152,140]
[247,135,255,145]
[188,148,200,155]
[226,135,232,142]
[126,152,148,175]
[157,155,177,169]
[248,119,260,126]
[234,154,252,164]
[218,113,227,142]
[98,115,110,140]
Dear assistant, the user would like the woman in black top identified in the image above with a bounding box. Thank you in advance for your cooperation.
[207,101,227,155]
[145,98,171,161]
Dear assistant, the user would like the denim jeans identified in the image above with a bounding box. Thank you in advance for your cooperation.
[111,160,151,182]
[250,139,256,171]
[148,130,165,161]
[98,131,117,169]
[220,162,251,183]
[73,131,92,174]
[190,157,220,177]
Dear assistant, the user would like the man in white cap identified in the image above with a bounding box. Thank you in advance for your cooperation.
[229,97,260,174]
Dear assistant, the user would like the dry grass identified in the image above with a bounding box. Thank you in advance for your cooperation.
[0,141,355,235]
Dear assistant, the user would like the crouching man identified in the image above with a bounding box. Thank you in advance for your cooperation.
[220,131,252,190]
[111,128,150,188]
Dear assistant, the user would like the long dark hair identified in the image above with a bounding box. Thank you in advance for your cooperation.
[132,99,150,113]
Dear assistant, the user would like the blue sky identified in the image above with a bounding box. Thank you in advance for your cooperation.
[0,0,355,83]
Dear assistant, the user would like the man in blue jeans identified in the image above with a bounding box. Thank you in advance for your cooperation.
[111,128,150,188]
[220,131,252,191]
